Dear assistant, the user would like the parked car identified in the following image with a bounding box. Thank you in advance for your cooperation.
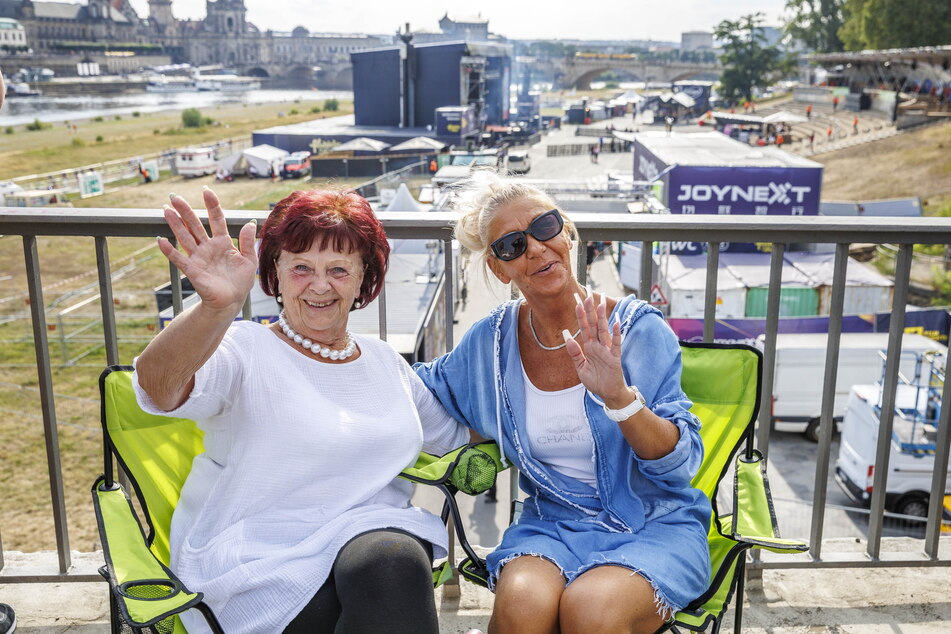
[432,150,501,187]
[281,151,312,179]
[506,150,531,174]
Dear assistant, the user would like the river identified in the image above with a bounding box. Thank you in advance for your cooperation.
[0,88,353,127]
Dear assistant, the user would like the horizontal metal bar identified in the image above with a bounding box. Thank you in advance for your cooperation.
[0,573,104,583]
[5,209,951,244]
[749,552,951,570]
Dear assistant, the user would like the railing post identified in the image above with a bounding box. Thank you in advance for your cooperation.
[95,237,120,365]
[756,244,785,458]
[703,242,720,343]
[809,242,849,560]
[170,255,183,317]
[377,285,388,342]
[867,244,913,559]
[23,235,71,573]
[442,238,460,595]
[576,240,587,285]
[639,240,652,302]
[924,349,951,559]
[444,239,454,353]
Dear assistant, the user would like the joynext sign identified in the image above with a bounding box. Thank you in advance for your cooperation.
[634,140,823,254]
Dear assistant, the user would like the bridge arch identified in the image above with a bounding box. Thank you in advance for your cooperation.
[541,57,722,90]
[570,66,644,90]
[286,65,318,81]
[244,67,270,78]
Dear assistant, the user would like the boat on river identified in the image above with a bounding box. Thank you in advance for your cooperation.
[194,75,261,92]
[145,76,198,93]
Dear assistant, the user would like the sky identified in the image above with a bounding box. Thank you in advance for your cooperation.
[124,0,789,42]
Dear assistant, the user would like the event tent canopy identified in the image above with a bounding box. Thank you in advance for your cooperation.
[389,136,447,153]
[216,144,288,178]
[763,110,810,124]
[331,137,391,153]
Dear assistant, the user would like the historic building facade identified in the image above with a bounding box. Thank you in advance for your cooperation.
[0,0,382,85]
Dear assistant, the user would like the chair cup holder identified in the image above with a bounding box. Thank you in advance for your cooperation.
[118,579,182,601]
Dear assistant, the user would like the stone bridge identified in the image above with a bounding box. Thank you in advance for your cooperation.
[529,56,722,89]
[239,61,354,89]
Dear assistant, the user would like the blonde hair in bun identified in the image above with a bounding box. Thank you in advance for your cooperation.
[452,171,576,273]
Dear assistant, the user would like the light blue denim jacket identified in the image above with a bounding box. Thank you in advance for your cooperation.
[414,297,711,579]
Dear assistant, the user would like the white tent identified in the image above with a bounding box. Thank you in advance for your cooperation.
[216,144,288,178]
[242,144,288,177]
[763,110,809,124]
[660,92,696,108]
[384,184,423,212]
[389,136,446,153]
[331,137,391,153]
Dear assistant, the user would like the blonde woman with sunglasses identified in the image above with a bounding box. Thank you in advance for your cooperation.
[415,174,711,633]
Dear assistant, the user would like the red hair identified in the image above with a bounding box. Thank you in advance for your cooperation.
[258,190,390,310]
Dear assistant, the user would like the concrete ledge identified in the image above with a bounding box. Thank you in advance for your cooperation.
[2,545,950,632]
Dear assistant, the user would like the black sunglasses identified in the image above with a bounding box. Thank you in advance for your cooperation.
[490,209,565,261]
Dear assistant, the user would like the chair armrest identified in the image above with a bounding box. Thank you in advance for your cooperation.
[400,441,505,495]
[730,451,808,554]
[92,476,205,628]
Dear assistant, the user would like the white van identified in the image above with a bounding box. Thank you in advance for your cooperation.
[175,147,217,178]
[836,380,951,518]
[762,332,946,441]
[506,150,531,174]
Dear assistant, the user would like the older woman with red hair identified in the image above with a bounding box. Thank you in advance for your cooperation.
[135,187,467,634]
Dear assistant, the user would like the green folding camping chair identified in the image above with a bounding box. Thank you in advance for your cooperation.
[441,342,808,633]
[91,366,502,633]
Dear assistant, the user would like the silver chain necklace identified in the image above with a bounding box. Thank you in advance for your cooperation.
[528,309,580,351]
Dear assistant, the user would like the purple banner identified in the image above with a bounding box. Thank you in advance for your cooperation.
[875,309,951,344]
[667,165,822,216]
[668,309,951,346]
[665,164,822,254]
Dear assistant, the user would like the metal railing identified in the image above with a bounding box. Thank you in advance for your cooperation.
[1,209,950,582]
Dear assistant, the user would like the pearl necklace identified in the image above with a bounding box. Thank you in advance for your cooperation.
[278,311,356,360]
[528,309,580,351]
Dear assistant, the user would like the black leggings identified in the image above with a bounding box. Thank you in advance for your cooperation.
[283,529,438,634]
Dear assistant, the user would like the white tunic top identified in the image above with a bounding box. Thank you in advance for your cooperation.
[521,364,597,487]
[133,320,467,633]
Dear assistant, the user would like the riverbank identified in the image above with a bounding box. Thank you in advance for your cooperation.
[0,98,353,180]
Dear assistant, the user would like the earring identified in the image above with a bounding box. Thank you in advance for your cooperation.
[276,294,283,304]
